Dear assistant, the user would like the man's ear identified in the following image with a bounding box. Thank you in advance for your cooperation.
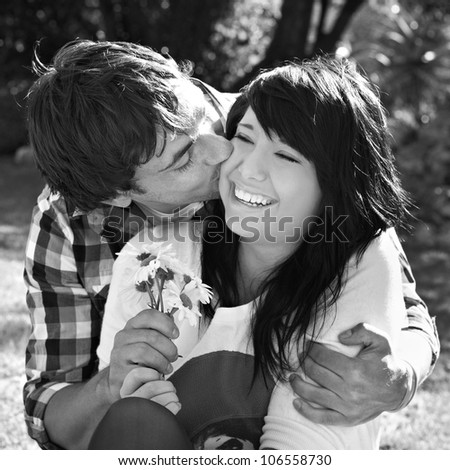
[103,192,132,208]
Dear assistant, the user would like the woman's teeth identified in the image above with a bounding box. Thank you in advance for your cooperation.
[234,186,274,207]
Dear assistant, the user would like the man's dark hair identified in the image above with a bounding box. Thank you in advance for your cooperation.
[27,40,195,211]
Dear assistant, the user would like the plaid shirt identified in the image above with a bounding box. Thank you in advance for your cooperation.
[24,191,148,449]
[23,86,439,450]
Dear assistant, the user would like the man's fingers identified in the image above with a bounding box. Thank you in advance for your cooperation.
[292,399,348,427]
[111,342,174,375]
[120,367,162,397]
[108,310,180,396]
[129,381,177,400]
[293,397,379,426]
[125,309,179,339]
[115,328,179,362]
[165,401,182,415]
[152,393,181,414]
[303,345,350,382]
[338,323,391,352]
[290,374,344,411]
[302,356,345,393]
[149,390,179,406]
[130,381,181,414]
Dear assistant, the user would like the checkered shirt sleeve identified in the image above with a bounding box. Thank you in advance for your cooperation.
[23,189,105,449]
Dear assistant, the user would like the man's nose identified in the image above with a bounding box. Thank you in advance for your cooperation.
[202,134,234,165]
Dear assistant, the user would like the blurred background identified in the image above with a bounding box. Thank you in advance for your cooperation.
[0,0,449,449]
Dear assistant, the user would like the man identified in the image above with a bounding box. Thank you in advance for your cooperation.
[24,40,439,449]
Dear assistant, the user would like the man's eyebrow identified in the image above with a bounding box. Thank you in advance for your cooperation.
[158,139,193,172]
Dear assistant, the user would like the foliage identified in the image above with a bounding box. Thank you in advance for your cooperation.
[96,0,240,87]
[0,0,105,84]
[0,0,278,90]
[339,2,450,283]
[0,0,109,153]
[345,1,450,122]
[0,0,367,91]
[0,0,374,153]
[402,0,450,15]
[188,0,280,90]
[396,107,450,229]
[0,85,29,154]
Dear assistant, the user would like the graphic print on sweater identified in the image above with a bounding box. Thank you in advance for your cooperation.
[170,351,276,449]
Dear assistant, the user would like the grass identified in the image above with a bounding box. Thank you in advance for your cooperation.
[0,156,449,450]
[0,156,44,449]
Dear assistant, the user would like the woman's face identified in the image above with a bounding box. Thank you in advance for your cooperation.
[219,107,322,245]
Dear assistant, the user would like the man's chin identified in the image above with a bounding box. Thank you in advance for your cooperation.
[170,190,220,208]
[199,188,221,203]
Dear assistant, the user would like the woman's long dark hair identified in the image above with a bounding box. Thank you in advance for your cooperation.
[202,57,410,379]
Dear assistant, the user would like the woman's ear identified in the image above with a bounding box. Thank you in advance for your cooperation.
[103,192,133,208]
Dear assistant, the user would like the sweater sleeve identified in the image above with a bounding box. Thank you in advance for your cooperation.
[260,231,408,450]
[96,221,202,369]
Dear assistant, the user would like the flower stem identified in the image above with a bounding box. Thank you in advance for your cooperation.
[159,277,165,313]
[145,283,157,309]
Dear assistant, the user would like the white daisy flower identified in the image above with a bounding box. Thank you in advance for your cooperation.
[134,259,161,283]
[184,278,213,304]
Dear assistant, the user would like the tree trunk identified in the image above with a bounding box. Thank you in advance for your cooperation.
[312,0,364,55]
[231,0,367,91]
[232,0,315,91]
[98,0,119,41]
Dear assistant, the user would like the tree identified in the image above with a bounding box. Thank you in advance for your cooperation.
[0,0,368,90]
[233,0,365,90]
[0,0,367,153]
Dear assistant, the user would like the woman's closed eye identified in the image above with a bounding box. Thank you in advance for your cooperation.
[275,152,301,164]
[233,133,253,144]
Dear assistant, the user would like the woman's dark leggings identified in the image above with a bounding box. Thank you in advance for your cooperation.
[88,397,193,450]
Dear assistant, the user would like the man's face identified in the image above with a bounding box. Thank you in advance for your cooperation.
[130,81,233,213]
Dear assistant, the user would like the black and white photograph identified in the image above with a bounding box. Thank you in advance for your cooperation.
[0,0,449,458]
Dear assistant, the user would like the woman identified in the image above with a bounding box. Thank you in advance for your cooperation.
[95,57,409,449]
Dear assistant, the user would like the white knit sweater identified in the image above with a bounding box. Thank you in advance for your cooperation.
[97,222,407,449]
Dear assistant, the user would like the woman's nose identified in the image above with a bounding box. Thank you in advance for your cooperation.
[238,149,266,181]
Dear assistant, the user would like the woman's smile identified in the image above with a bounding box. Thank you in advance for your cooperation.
[233,183,276,208]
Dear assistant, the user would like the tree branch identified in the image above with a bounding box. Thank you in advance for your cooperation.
[312,0,365,55]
